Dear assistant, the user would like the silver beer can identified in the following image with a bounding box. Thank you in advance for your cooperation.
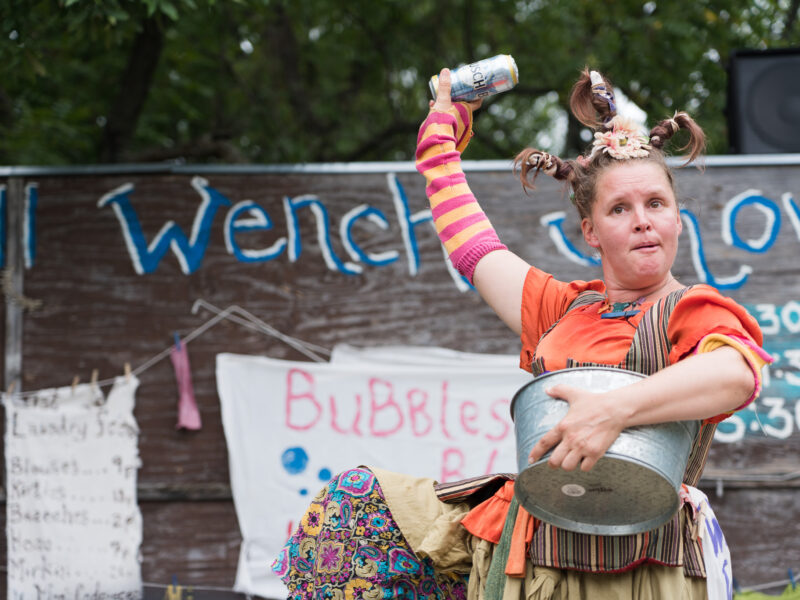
[429,54,519,102]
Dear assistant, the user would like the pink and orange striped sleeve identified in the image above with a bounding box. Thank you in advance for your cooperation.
[415,104,507,283]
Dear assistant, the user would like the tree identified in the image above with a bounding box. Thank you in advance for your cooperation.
[1,0,798,165]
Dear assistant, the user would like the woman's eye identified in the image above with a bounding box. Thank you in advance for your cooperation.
[612,206,624,214]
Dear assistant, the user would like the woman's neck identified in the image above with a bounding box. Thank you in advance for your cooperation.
[604,274,682,304]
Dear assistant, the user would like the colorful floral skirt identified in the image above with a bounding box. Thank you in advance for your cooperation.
[272,467,467,600]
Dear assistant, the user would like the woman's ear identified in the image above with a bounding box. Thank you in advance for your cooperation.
[582,217,600,248]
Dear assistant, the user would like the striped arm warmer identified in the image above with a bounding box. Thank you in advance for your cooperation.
[415,104,507,283]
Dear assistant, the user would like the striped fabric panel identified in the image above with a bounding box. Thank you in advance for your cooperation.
[623,286,716,487]
[434,473,515,503]
[531,357,546,377]
[624,287,690,376]
[628,286,706,576]
[530,512,686,573]
[682,521,707,577]
[683,421,718,487]
[565,358,609,370]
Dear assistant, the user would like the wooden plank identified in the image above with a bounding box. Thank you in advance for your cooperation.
[3,177,24,392]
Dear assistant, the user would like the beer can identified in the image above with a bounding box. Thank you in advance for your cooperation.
[429,54,519,102]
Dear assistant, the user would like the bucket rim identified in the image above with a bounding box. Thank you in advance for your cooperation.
[510,366,645,419]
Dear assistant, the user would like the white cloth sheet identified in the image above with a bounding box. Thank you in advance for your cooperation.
[215,346,527,599]
[4,376,142,599]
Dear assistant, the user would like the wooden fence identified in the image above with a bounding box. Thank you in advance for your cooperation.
[2,157,800,595]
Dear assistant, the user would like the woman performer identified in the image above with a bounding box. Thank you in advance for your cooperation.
[273,68,771,599]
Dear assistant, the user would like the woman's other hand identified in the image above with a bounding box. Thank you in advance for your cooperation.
[527,384,626,472]
[429,68,483,113]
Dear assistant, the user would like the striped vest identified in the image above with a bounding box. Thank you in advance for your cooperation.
[436,287,715,577]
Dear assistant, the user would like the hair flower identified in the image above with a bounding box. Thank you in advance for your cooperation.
[590,115,651,160]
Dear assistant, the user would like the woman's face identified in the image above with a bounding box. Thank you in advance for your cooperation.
[581,161,682,292]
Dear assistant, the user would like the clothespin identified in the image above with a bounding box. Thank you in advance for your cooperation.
[732,577,741,594]
[789,568,796,590]
[716,478,724,498]
[89,369,105,405]
[165,574,182,600]
[173,332,182,350]
[71,375,80,394]
[7,381,16,395]
[124,362,132,382]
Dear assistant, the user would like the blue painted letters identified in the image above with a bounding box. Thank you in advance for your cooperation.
[283,194,360,275]
[340,204,399,269]
[98,177,230,275]
[680,209,752,289]
[722,190,781,253]
[224,200,287,263]
[24,183,37,269]
[388,173,431,277]
[539,211,600,268]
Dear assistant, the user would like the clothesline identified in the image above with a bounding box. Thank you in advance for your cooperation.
[7,299,331,399]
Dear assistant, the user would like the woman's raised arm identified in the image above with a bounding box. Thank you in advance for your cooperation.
[416,68,530,334]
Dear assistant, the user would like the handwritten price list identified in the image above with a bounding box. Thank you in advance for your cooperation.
[4,377,142,599]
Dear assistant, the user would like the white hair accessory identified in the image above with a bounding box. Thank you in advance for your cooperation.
[590,70,617,117]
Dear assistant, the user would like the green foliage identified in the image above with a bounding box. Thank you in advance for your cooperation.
[1,0,799,164]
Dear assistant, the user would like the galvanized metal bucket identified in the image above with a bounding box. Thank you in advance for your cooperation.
[511,367,700,536]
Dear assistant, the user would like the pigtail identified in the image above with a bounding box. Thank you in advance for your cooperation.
[513,148,575,192]
[648,111,706,164]
[569,68,617,129]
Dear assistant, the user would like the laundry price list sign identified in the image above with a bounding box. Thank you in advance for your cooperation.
[4,377,143,599]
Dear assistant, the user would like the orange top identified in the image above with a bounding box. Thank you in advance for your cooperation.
[466,268,768,576]
[518,266,764,373]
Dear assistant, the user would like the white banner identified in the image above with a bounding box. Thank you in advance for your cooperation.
[4,376,142,600]
[330,343,522,368]
[216,347,529,599]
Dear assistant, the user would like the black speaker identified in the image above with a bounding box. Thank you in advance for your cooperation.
[728,48,800,154]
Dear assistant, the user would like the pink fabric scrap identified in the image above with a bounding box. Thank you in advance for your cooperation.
[171,343,202,430]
